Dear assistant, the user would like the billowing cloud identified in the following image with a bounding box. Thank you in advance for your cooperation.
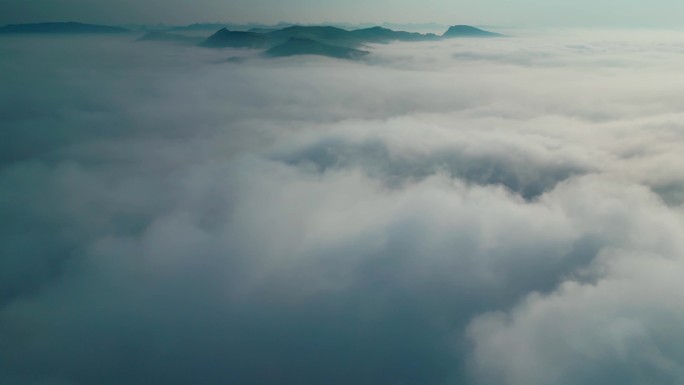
[2,31,684,385]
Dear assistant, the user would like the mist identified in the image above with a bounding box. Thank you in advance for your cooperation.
[2,30,684,385]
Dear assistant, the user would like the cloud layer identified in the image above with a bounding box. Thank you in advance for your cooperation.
[2,31,684,385]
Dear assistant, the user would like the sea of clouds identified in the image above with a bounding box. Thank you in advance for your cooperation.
[2,30,684,385]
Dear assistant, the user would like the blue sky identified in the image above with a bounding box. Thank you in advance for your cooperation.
[2,0,684,28]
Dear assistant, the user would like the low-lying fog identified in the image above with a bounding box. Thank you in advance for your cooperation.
[2,30,684,385]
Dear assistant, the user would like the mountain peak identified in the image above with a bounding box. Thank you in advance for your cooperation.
[200,28,270,48]
[443,25,502,37]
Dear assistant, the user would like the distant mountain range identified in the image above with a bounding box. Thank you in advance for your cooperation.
[157,21,448,34]
[0,21,504,60]
[0,22,130,34]
[199,24,502,59]
[136,31,205,44]
[199,24,498,50]
[199,29,271,48]
[265,37,369,59]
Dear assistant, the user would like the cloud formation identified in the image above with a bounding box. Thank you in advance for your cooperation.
[2,31,684,385]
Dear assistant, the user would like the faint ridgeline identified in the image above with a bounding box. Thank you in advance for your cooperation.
[265,37,369,59]
[0,22,130,34]
[136,31,204,45]
[442,25,504,37]
[194,24,502,60]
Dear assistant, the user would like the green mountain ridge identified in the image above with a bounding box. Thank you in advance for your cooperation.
[0,21,503,61]
[443,25,503,37]
[201,24,503,59]
[265,37,369,59]
[137,31,204,44]
[200,24,502,49]
[199,29,271,48]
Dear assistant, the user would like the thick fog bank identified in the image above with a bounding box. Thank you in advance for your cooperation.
[2,32,684,385]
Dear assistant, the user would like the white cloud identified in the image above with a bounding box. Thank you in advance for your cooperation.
[2,31,684,385]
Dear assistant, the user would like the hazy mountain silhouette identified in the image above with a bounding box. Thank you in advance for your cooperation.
[198,24,501,52]
[248,28,279,33]
[265,38,369,60]
[169,23,233,32]
[0,22,130,34]
[267,25,360,46]
[199,26,360,49]
[136,31,203,44]
[442,25,503,38]
[199,28,271,48]
[349,26,440,43]
[169,22,293,32]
